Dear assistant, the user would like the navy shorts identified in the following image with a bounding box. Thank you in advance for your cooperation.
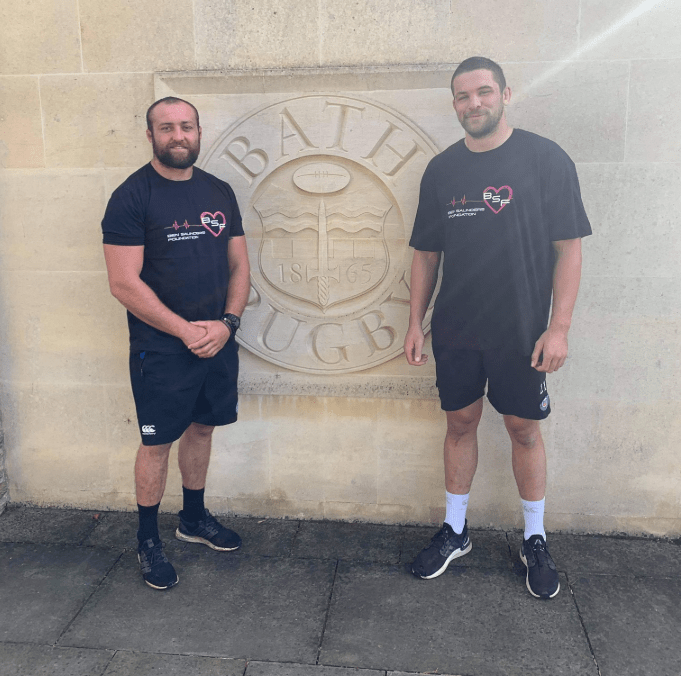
[129,341,239,446]
[434,348,551,420]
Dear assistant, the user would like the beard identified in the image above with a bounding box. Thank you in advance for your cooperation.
[461,103,504,139]
[151,135,200,169]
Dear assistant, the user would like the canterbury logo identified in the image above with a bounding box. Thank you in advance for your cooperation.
[141,425,156,435]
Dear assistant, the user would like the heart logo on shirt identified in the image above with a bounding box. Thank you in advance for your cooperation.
[200,211,226,237]
[483,186,513,214]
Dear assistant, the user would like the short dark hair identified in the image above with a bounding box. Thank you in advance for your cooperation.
[451,57,507,95]
[146,97,200,131]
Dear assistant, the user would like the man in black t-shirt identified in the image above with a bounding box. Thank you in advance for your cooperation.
[405,57,591,599]
[102,97,251,590]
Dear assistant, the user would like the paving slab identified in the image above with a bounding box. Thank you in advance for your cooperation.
[542,533,681,577]
[246,662,383,676]
[102,651,245,676]
[399,526,512,569]
[0,506,98,545]
[82,512,189,552]
[0,543,121,644]
[0,643,113,676]
[571,574,681,676]
[60,549,336,663]
[320,562,596,676]
[292,520,401,563]
[217,516,300,558]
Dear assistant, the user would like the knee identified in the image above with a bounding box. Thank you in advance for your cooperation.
[186,422,215,440]
[446,409,482,441]
[505,418,540,449]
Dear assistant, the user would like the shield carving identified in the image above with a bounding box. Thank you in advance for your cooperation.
[254,161,392,312]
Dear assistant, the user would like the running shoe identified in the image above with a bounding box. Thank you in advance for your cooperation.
[175,509,242,551]
[137,538,179,590]
[520,534,560,599]
[411,521,472,579]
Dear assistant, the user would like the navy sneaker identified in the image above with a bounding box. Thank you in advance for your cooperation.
[520,534,560,599]
[411,521,472,579]
[137,538,179,590]
[175,509,242,551]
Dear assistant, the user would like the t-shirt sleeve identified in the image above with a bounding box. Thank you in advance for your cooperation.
[101,182,146,246]
[409,162,444,252]
[543,146,592,241]
[226,183,245,238]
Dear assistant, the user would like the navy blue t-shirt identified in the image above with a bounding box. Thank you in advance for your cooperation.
[409,129,592,355]
[102,163,244,353]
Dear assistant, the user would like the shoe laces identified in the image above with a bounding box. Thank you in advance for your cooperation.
[427,524,453,550]
[530,537,552,568]
[139,539,168,572]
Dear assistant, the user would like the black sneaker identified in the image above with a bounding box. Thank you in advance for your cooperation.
[175,509,242,551]
[411,521,472,579]
[520,534,560,599]
[137,538,179,590]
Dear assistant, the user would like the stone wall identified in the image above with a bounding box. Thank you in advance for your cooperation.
[0,0,680,535]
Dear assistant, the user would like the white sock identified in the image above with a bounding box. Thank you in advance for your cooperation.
[445,491,469,534]
[522,497,546,540]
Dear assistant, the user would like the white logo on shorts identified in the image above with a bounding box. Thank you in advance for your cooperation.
[141,425,156,435]
[540,396,549,412]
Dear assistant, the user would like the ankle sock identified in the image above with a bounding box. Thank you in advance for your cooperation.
[182,486,205,522]
[137,502,160,544]
[522,497,546,540]
[445,491,469,534]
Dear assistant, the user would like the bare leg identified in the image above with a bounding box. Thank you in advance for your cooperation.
[504,415,546,501]
[135,442,172,506]
[444,398,484,494]
[178,422,215,490]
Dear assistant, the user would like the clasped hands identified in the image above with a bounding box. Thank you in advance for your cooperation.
[182,320,231,358]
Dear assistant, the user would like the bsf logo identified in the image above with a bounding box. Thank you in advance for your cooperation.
[202,94,439,373]
[141,425,156,435]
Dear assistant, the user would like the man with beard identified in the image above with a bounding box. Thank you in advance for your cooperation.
[405,57,591,599]
[102,97,250,590]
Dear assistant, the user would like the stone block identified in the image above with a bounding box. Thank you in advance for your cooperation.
[321,562,594,674]
[320,0,580,65]
[205,439,271,500]
[0,542,120,643]
[79,0,195,73]
[0,270,128,385]
[194,0,320,70]
[0,505,98,544]
[0,170,107,272]
[41,74,154,168]
[0,78,44,168]
[103,652,245,676]
[504,60,628,163]
[0,0,81,74]
[320,0,453,66]
[247,663,382,676]
[626,59,681,162]
[0,644,113,676]
[579,0,681,61]
[578,162,681,277]
[572,575,681,676]
[3,382,113,504]
[61,551,336,663]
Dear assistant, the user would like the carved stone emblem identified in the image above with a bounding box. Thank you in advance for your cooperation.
[201,95,439,373]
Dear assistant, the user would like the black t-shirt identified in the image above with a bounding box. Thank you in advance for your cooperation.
[102,163,244,353]
[409,129,592,355]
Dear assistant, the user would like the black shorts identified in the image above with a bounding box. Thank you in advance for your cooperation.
[434,348,551,420]
[129,341,239,446]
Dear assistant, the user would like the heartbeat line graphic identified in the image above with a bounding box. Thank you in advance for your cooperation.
[447,195,485,207]
[166,220,195,230]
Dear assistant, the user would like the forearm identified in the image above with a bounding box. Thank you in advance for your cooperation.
[223,258,251,317]
[409,250,441,327]
[111,277,194,343]
[549,239,583,333]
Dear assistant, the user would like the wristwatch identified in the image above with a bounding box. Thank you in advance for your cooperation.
[220,313,241,335]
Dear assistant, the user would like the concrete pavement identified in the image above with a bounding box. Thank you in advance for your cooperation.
[1,505,680,676]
